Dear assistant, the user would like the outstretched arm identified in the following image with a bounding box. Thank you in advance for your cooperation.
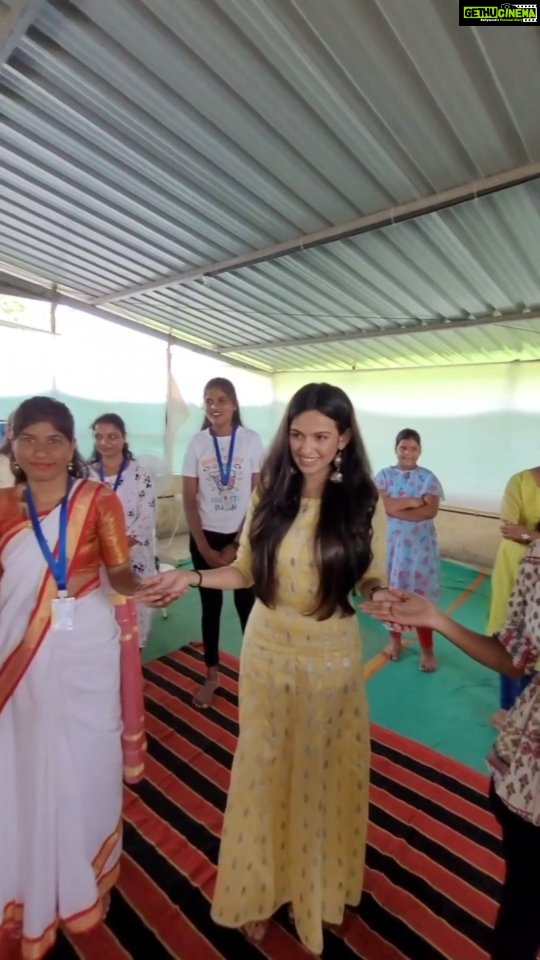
[361,592,522,679]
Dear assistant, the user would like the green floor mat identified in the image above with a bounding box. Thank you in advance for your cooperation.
[144,559,496,773]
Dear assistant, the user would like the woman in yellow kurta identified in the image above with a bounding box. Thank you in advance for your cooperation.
[488,467,540,725]
[141,383,392,956]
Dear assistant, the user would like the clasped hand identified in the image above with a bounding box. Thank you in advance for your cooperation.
[362,590,437,630]
[136,569,193,608]
[500,522,529,543]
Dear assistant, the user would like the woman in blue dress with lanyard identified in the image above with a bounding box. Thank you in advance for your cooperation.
[183,378,264,709]
[90,414,156,648]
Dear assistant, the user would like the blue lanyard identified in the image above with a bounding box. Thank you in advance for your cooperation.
[25,479,72,594]
[212,427,237,487]
[99,458,127,492]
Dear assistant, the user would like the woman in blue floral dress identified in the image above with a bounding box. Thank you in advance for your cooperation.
[374,428,444,671]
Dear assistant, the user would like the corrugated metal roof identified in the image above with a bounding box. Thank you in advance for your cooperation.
[103,179,540,369]
[1,0,540,371]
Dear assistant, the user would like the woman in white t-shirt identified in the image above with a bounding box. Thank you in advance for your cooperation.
[183,378,265,709]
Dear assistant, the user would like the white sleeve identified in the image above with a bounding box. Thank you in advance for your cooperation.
[250,433,265,474]
[129,468,156,546]
[182,435,199,478]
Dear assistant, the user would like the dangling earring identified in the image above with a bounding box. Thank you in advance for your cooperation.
[12,461,20,475]
[67,460,74,474]
[330,450,343,483]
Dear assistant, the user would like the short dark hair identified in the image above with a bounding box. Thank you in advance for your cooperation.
[395,428,421,448]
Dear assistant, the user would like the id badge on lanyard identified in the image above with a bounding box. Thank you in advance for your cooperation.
[51,592,76,631]
[25,479,75,632]
[212,428,237,490]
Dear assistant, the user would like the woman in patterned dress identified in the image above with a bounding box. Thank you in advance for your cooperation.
[90,414,157,648]
[363,542,540,960]
[374,428,444,671]
[139,383,394,955]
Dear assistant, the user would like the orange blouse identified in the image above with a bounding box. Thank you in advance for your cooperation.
[0,480,130,579]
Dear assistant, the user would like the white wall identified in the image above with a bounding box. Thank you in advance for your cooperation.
[274,361,540,511]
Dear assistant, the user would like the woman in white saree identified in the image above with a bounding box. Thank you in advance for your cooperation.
[0,397,153,960]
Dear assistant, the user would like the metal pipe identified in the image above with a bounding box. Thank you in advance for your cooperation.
[90,161,540,306]
[219,309,540,354]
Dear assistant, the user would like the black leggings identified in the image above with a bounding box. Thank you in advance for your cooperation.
[189,531,254,668]
[489,780,540,960]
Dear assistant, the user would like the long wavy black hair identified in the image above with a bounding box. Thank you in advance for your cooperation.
[90,413,134,463]
[201,378,244,430]
[11,396,88,483]
[250,383,378,620]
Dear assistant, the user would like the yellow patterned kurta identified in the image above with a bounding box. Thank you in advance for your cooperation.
[488,470,540,633]
[211,497,385,955]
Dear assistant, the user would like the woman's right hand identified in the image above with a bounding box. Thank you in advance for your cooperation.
[362,590,439,629]
[137,569,194,605]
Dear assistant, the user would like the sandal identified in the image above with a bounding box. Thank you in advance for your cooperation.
[192,678,219,710]
[242,920,268,943]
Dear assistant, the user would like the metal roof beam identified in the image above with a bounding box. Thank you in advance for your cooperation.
[218,309,540,355]
[90,161,540,307]
[0,0,43,65]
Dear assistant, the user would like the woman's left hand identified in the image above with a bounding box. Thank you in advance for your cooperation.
[501,522,530,542]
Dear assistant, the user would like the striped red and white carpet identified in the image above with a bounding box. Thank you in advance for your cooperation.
[49,645,502,959]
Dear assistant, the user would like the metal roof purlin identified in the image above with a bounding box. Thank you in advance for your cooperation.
[0,0,43,64]
[90,161,540,307]
[218,309,540,355]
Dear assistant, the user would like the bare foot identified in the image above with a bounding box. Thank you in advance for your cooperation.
[419,649,437,672]
[192,670,219,710]
[243,920,268,942]
[491,709,508,729]
[383,637,402,661]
